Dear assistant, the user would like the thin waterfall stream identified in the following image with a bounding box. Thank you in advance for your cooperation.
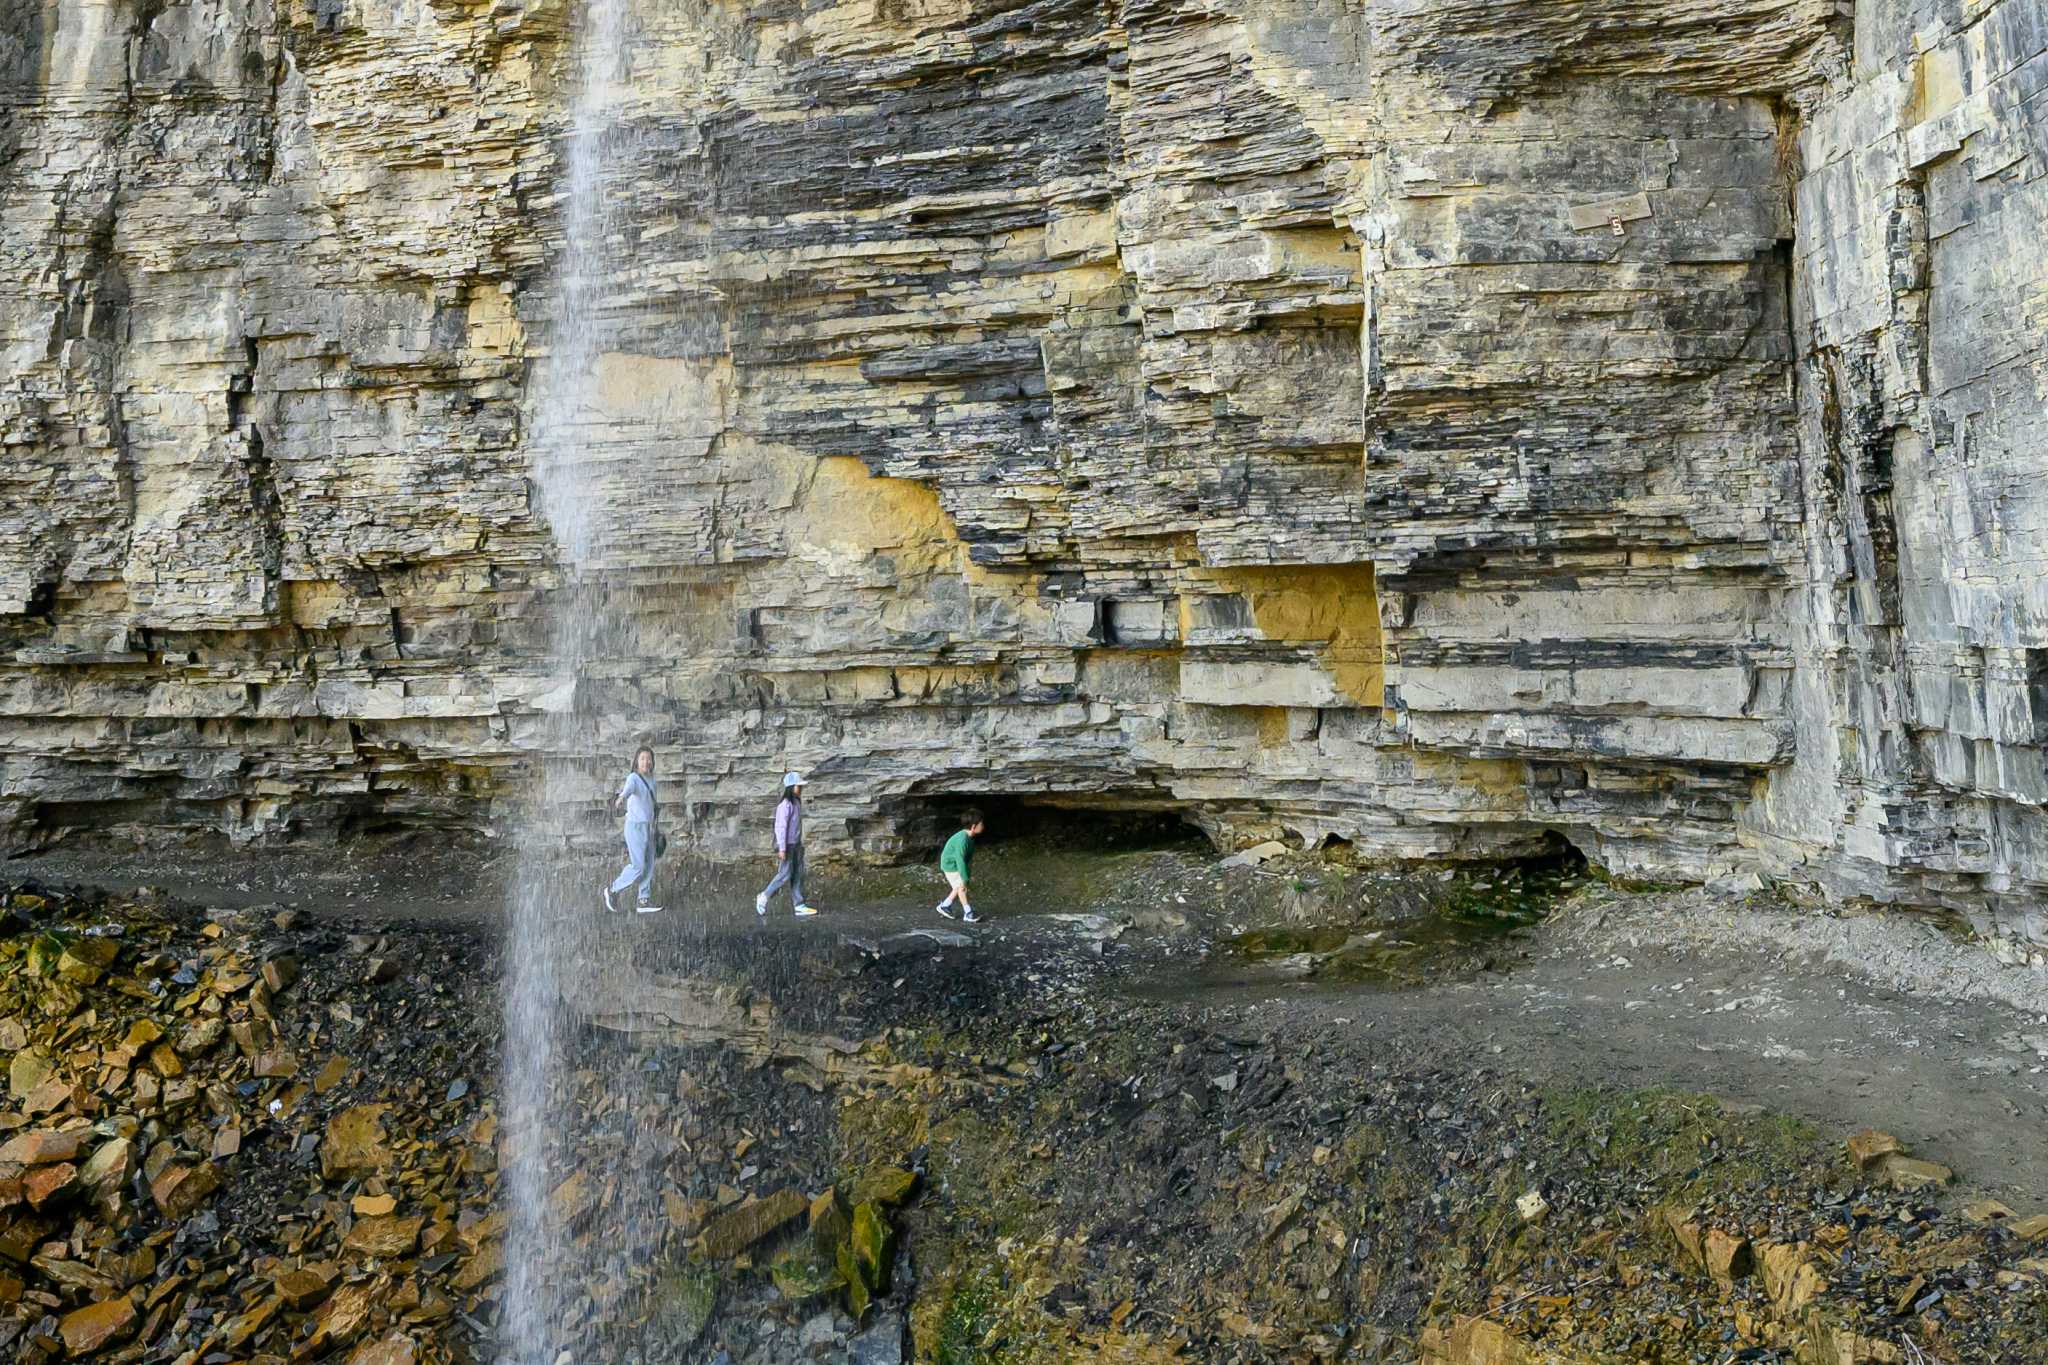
[498,0,666,1353]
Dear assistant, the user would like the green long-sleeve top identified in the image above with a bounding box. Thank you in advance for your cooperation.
[939,828,975,877]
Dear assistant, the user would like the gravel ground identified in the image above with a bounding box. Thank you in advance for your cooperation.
[12,836,2048,1360]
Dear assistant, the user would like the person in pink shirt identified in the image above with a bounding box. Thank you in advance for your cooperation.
[754,771,818,918]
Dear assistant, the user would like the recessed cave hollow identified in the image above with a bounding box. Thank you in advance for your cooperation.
[854,790,1211,864]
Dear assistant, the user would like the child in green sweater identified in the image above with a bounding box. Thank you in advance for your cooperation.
[934,807,985,924]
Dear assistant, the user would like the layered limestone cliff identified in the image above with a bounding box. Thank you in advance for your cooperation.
[2,0,2044,935]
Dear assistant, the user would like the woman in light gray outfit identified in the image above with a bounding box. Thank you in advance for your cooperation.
[605,746,662,914]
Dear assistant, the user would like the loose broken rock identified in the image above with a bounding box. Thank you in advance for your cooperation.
[1878,1154,1955,1191]
[1846,1128,1905,1169]
[58,1294,137,1355]
[700,1187,808,1259]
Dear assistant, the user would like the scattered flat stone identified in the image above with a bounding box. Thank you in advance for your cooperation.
[1846,1129,1905,1169]
[650,1267,716,1347]
[24,1162,78,1209]
[311,1280,378,1348]
[0,1129,81,1166]
[837,1239,871,1320]
[148,1161,221,1218]
[314,1055,352,1094]
[56,938,119,985]
[274,1267,333,1310]
[322,1105,393,1179]
[1705,1228,1753,1285]
[1222,840,1289,868]
[549,1170,596,1225]
[849,1166,918,1209]
[220,1296,283,1349]
[848,1311,906,1365]
[1758,1240,1826,1316]
[346,1330,417,1365]
[451,1241,504,1291]
[8,1051,52,1100]
[176,1018,226,1055]
[262,955,302,993]
[344,1214,424,1259]
[456,1209,507,1252]
[700,1187,807,1259]
[79,1138,134,1196]
[665,1190,712,1233]
[1878,1154,1954,1191]
[1658,1206,1705,1270]
[58,1295,136,1355]
[805,1189,852,1263]
[799,1310,843,1349]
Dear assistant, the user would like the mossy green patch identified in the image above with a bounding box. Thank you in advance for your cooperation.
[851,1201,893,1293]
[1537,1086,1831,1199]
[769,1246,844,1302]
[646,1266,717,1347]
[928,1264,1003,1365]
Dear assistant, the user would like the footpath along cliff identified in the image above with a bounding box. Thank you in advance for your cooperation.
[3,0,2046,935]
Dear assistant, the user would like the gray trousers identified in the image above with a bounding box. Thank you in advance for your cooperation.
[609,820,656,903]
[758,842,806,908]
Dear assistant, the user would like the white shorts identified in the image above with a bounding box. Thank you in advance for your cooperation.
[943,870,967,893]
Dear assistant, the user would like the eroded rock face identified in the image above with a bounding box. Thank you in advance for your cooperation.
[0,0,2043,932]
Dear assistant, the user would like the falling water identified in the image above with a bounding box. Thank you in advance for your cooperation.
[498,0,655,1353]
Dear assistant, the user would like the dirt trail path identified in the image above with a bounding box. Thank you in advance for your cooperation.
[18,839,2048,1201]
[1248,933,2048,1197]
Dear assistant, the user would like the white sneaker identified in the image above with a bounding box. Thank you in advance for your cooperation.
[793,904,819,917]
[935,901,955,919]
[636,903,662,914]
[603,888,617,913]
[754,893,768,916]
[961,908,980,924]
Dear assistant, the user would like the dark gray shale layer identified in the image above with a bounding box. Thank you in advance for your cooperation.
[0,0,2044,940]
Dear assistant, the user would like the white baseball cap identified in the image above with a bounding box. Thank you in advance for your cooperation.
[782,771,805,788]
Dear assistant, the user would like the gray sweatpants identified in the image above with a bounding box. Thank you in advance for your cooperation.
[758,842,806,909]
[608,820,656,904]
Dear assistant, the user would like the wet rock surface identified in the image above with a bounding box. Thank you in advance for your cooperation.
[3,0,2046,938]
[5,847,2048,1360]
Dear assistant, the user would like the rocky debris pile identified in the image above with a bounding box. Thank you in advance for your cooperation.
[0,883,499,1362]
[0,873,986,1365]
[495,975,973,1365]
[1424,1131,2048,1364]
[821,987,2048,1364]
[8,860,2045,1364]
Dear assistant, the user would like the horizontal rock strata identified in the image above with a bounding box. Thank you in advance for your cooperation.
[1,0,2043,935]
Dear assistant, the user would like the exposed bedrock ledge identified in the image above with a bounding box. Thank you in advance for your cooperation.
[1,0,2044,940]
